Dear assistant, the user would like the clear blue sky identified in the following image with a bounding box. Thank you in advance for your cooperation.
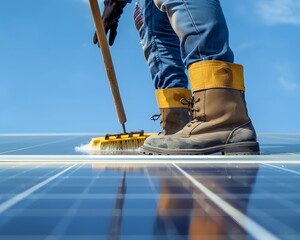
[0,0,299,134]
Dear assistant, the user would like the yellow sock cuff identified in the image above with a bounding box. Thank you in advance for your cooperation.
[155,88,192,108]
[188,60,245,92]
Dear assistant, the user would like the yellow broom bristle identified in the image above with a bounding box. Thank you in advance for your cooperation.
[89,133,155,151]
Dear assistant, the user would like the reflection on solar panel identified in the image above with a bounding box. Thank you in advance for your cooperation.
[0,134,300,239]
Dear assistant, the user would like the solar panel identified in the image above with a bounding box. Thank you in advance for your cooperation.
[0,133,299,239]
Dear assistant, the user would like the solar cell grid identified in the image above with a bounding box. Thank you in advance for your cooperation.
[0,134,299,239]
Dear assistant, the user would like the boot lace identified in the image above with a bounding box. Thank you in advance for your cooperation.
[180,96,204,126]
[150,114,166,135]
[180,97,200,117]
[150,114,161,121]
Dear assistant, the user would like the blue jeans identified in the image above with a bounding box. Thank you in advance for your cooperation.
[134,0,234,89]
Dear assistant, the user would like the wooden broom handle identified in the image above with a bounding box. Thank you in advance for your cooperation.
[88,0,127,127]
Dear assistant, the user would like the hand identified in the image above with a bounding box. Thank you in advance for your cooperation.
[93,0,127,46]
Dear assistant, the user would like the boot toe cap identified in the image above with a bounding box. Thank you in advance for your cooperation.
[143,136,169,149]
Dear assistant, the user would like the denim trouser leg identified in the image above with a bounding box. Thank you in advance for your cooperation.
[134,0,233,89]
[153,0,234,67]
[134,0,188,89]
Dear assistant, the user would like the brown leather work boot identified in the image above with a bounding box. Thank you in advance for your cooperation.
[155,108,191,135]
[140,60,260,155]
[154,88,192,135]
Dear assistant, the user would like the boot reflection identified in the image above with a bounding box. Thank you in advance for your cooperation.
[91,164,259,239]
[153,165,259,239]
[154,177,194,237]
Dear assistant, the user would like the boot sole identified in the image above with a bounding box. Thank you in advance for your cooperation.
[140,142,260,155]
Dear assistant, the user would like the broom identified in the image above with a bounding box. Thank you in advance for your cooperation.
[88,0,154,151]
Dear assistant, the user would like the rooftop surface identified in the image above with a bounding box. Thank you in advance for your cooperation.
[0,133,299,240]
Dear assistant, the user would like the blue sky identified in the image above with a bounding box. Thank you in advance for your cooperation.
[0,0,299,134]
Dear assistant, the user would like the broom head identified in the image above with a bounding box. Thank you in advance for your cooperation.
[89,130,156,151]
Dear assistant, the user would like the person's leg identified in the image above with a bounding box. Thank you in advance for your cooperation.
[134,0,192,134]
[140,0,259,155]
[152,0,234,67]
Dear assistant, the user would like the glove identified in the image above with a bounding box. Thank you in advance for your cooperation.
[93,0,127,46]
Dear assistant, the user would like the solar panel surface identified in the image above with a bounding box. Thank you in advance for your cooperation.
[0,133,299,240]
